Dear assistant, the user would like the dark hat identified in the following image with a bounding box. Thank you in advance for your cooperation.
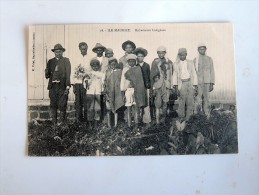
[51,44,65,52]
[122,40,136,51]
[134,47,148,57]
[92,43,106,53]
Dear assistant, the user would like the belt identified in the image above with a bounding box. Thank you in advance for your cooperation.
[52,80,60,83]
[181,78,190,82]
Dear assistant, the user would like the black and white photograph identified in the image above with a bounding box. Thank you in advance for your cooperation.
[27,23,238,156]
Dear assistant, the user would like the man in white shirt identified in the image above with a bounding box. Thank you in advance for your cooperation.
[72,42,90,123]
[172,48,198,120]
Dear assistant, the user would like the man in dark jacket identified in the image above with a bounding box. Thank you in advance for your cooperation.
[150,46,173,124]
[134,47,151,128]
[45,44,71,125]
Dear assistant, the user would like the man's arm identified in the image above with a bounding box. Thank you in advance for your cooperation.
[146,64,151,89]
[65,58,71,89]
[45,60,51,79]
[172,62,178,88]
[210,57,215,84]
[191,61,198,86]
[209,57,215,92]
[150,60,159,88]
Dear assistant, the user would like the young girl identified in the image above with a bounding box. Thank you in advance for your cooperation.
[104,57,124,128]
[84,58,105,129]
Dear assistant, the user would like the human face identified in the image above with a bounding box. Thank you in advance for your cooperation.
[79,45,88,56]
[137,53,144,63]
[179,53,187,61]
[109,61,117,70]
[96,48,104,57]
[128,59,136,67]
[54,50,63,59]
[157,51,166,59]
[105,52,114,58]
[125,44,133,54]
[91,62,100,71]
[198,47,206,55]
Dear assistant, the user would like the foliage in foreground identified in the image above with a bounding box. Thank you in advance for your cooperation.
[28,109,238,156]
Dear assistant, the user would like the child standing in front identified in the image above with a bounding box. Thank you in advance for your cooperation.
[84,58,105,129]
[122,54,146,132]
[104,57,124,129]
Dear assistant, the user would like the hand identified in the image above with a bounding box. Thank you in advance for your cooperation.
[209,83,214,92]
[84,74,90,80]
[64,89,69,96]
[173,85,180,97]
[170,88,175,95]
[45,68,50,79]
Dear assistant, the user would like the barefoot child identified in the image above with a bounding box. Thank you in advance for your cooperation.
[134,47,151,128]
[104,57,124,128]
[84,58,105,129]
[123,54,146,131]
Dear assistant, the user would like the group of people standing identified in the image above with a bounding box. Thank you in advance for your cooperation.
[45,40,215,132]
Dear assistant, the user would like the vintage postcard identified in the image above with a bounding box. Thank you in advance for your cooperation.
[27,23,238,156]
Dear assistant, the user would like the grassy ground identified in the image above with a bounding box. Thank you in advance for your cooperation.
[27,108,238,156]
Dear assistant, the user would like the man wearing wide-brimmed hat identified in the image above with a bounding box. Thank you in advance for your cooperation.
[193,43,215,116]
[118,40,136,69]
[92,43,109,73]
[150,46,173,124]
[172,48,198,120]
[134,47,151,128]
[45,43,71,125]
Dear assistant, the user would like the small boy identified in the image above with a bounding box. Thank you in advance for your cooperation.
[84,58,105,129]
[104,57,124,128]
[123,54,146,131]
[133,47,151,128]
